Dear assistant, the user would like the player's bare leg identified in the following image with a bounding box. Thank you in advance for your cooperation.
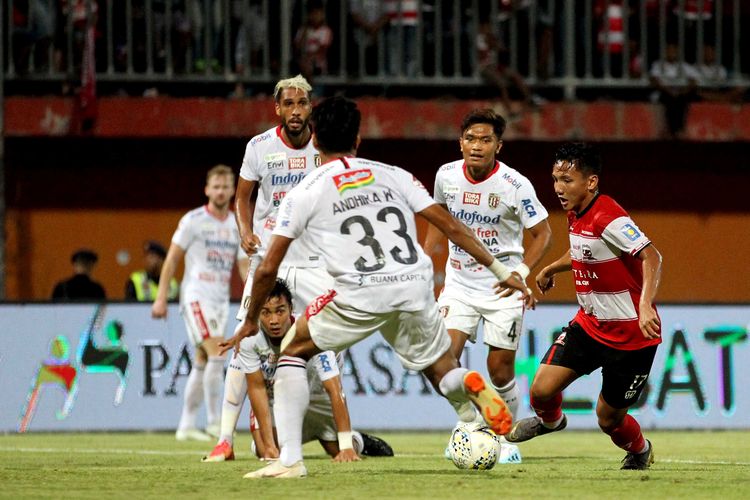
[596,394,654,470]
[245,317,320,479]
[423,349,512,436]
[506,364,577,442]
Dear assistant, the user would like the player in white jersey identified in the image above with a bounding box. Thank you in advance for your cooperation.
[152,165,249,441]
[221,96,535,478]
[204,75,338,461]
[424,109,551,437]
[204,279,393,464]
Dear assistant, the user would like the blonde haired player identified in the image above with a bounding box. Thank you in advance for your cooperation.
[152,165,249,441]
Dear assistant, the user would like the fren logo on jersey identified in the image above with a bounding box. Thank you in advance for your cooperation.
[463,192,481,205]
[332,169,375,195]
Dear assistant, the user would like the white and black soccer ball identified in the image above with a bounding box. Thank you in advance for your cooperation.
[447,422,500,470]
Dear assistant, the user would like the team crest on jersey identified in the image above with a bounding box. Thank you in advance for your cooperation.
[265,152,286,170]
[463,192,481,205]
[553,331,567,345]
[439,306,450,317]
[581,243,593,259]
[288,157,306,170]
[314,154,322,167]
[621,223,641,241]
[332,169,375,194]
[488,193,501,209]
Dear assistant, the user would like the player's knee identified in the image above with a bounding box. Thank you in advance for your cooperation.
[488,367,514,388]
[529,381,554,402]
[596,413,624,434]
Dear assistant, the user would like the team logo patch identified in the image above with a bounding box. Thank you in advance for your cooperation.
[332,169,375,194]
[288,157,306,170]
[449,258,461,270]
[314,154,322,167]
[463,192,481,205]
[439,306,450,318]
[581,243,593,259]
[553,331,567,345]
[621,223,641,241]
[488,193,501,209]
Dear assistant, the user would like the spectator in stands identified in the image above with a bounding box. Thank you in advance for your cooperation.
[52,249,107,301]
[649,42,700,138]
[349,0,389,76]
[476,19,541,120]
[384,0,419,77]
[696,43,746,102]
[125,241,179,302]
[11,0,56,74]
[294,1,333,83]
[230,0,268,98]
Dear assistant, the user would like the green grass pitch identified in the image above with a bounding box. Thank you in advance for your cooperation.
[1,431,749,499]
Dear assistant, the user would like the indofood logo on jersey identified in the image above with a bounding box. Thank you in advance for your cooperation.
[332,169,375,194]
[449,208,501,225]
[271,172,306,186]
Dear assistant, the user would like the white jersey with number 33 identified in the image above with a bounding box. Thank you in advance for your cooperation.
[273,157,436,313]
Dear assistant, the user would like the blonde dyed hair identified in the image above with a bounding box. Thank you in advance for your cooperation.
[206,164,234,183]
[274,74,313,101]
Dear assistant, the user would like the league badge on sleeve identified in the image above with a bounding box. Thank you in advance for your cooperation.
[621,223,642,241]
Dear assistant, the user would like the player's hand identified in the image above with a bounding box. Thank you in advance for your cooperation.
[151,299,168,319]
[638,302,661,339]
[332,448,361,463]
[535,268,555,295]
[241,232,262,256]
[493,273,537,310]
[219,319,259,357]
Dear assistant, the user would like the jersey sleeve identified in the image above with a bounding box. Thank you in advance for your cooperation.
[239,141,261,182]
[433,171,446,204]
[601,216,651,256]
[272,185,311,240]
[310,350,340,382]
[171,213,194,250]
[236,337,261,374]
[514,179,549,228]
[399,169,436,213]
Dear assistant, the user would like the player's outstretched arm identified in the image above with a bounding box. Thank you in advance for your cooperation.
[637,244,663,339]
[246,371,279,460]
[535,250,572,295]
[322,375,360,463]
[418,204,533,306]
[151,243,185,319]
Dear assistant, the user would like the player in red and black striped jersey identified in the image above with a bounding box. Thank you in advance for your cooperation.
[506,143,663,471]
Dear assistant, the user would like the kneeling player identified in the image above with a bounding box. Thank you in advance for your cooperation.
[203,279,392,464]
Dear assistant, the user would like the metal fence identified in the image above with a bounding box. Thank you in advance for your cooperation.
[3,0,749,98]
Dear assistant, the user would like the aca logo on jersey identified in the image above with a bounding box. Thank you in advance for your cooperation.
[621,223,641,241]
[332,169,374,194]
[522,199,537,217]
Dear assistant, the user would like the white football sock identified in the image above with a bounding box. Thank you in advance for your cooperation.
[493,378,521,420]
[450,400,483,424]
[219,365,247,445]
[273,356,310,466]
[352,430,364,455]
[438,367,475,422]
[204,357,225,428]
[178,363,205,431]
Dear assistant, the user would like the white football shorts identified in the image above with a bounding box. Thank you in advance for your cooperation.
[437,289,525,351]
[180,300,229,347]
[236,261,334,319]
[307,294,451,372]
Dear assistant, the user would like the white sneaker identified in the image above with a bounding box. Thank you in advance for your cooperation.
[243,460,307,479]
[175,428,212,442]
[497,443,523,464]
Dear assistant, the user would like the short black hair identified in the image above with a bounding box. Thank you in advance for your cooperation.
[144,241,167,259]
[554,142,602,176]
[311,96,360,154]
[267,278,293,309]
[71,249,98,265]
[461,109,506,139]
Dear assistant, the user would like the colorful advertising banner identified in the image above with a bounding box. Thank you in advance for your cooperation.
[1,304,747,432]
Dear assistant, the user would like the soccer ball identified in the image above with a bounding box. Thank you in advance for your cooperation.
[447,422,500,470]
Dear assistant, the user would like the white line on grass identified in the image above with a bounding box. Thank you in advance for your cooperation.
[2,448,749,466]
